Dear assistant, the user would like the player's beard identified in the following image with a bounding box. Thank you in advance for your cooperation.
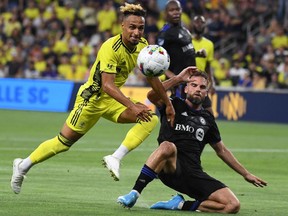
[194,27,204,35]
[188,95,204,105]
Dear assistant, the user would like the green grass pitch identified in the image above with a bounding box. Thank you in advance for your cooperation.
[0,109,287,216]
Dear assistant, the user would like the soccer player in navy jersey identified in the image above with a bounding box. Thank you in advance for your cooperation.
[117,66,267,213]
[157,0,213,114]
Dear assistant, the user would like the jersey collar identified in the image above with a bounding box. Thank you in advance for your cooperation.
[120,35,137,53]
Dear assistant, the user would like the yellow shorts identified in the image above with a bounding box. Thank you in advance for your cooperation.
[66,87,138,134]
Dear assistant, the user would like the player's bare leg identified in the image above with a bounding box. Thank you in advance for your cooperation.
[103,106,158,181]
[11,123,81,194]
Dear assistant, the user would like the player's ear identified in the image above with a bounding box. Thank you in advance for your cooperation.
[184,85,188,94]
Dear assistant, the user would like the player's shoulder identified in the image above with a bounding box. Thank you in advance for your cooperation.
[103,34,121,45]
[202,36,214,45]
[170,97,186,109]
[160,23,171,32]
[171,96,184,103]
[193,35,212,43]
[158,96,184,112]
[139,37,148,46]
[201,109,216,123]
[100,34,122,51]
[136,37,148,53]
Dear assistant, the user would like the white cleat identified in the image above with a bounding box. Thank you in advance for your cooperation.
[11,158,25,194]
[102,155,120,181]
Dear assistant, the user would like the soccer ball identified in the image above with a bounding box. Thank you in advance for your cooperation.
[137,45,170,77]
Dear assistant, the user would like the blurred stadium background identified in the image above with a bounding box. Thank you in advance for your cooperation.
[0,0,288,123]
[0,0,287,88]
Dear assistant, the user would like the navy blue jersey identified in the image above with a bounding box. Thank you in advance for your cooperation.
[157,24,196,75]
[157,97,221,169]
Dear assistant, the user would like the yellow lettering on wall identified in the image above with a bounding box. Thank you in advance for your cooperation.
[220,92,246,121]
[121,87,155,111]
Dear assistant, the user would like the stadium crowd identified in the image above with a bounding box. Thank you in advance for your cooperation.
[0,0,287,89]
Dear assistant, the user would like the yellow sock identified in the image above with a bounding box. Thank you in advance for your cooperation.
[29,134,73,164]
[122,114,158,151]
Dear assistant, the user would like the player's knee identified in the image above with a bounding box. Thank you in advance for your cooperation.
[160,141,177,158]
[142,113,159,131]
[56,133,75,152]
[225,199,240,214]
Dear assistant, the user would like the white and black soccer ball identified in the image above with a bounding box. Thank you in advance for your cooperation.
[137,45,170,77]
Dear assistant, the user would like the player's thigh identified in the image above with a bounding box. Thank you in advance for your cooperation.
[160,141,177,173]
[158,170,187,195]
[103,98,138,123]
[66,95,103,134]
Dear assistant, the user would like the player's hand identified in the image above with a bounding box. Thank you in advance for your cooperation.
[165,102,175,127]
[178,66,198,83]
[131,103,152,122]
[196,49,207,58]
[244,173,267,187]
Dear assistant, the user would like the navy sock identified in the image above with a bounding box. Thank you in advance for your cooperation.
[132,164,157,194]
[182,200,201,211]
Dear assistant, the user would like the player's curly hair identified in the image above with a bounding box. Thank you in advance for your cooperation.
[120,2,146,17]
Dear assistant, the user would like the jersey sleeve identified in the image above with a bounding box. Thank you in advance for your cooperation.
[204,118,221,145]
[97,41,118,74]
[157,96,175,117]
[207,40,214,63]
[156,31,165,46]
[156,24,170,46]
[140,37,149,46]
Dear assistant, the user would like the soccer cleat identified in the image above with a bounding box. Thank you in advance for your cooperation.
[102,155,120,181]
[150,194,185,210]
[11,158,26,194]
[117,190,139,208]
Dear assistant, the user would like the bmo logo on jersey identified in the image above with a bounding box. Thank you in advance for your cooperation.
[175,124,195,133]
[174,124,205,141]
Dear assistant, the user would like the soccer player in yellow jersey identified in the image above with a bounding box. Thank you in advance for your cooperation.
[11,3,175,194]
[192,16,215,114]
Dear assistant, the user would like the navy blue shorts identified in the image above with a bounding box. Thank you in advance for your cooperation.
[158,158,226,201]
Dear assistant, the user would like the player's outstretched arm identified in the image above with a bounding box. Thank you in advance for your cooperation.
[146,76,175,126]
[211,141,268,187]
[102,72,152,122]
[147,66,198,106]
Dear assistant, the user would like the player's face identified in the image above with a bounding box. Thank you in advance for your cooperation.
[122,15,145,49]
[193,17,206,35]
[165,1,182,25]
[185,76,208,105]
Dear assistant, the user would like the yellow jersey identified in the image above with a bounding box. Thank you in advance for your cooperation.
[81,34,148,100]
[192,36,214,72]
